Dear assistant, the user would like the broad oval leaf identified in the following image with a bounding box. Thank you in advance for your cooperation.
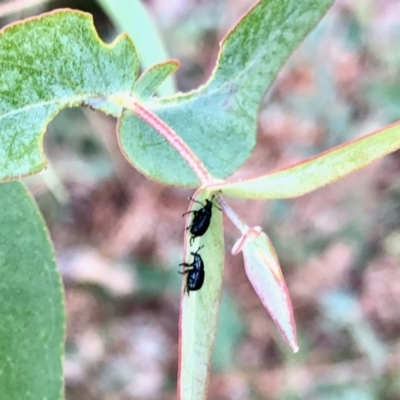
[0,181,64,399]
[233,226,298,351]
[119,0,334,186]
[211,122,400,199]
[0,9,139,182]
[179,191,224,400]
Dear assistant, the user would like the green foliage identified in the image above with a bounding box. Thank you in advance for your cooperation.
[133,60,179,100]
[0,182,64,400]
[0,1,333,186]
[121,0,334,186]
[180,192,224,399]
[212,291,245,371]
[0,10,138,181]
[98,0,175,96]
[213,122,400,199]
[2,0,400,399]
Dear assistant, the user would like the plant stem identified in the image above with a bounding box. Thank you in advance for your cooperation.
[215,193,247,233]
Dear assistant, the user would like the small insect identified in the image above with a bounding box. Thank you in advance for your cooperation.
[183,195,221,245]
[179,245,205,294]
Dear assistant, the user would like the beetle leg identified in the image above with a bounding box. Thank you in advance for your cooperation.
[178,263,193,274]
[185,284,190,296]
[178,269,193,274]
[182,210,195,217]
[179,265,193,296]
[189,197,205,207]
[209,194,222,211]
[214,203,222,211]
[194,245,204,254]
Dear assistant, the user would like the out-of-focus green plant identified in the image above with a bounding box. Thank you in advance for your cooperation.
[2,1,400,399]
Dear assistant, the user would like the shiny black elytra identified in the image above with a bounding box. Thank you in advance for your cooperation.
[179,245,205,294]
[183,195,221,245]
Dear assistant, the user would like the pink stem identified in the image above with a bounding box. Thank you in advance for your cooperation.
[131,101,212,185]
[215,193,247,233]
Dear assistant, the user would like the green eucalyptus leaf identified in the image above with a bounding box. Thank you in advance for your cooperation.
[133,61,179,100]
[0,9,139,182]
[211,122,400,199]
[212,291,245,371]
[120,0,333,186]
[98,0,175,96]
[179,192,224,400]
[0,181,64,400]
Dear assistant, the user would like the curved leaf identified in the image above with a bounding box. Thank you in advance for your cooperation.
[211,121,400,199]
[0,181,64,399]
[0,9,139,182]
[119,0,334,186]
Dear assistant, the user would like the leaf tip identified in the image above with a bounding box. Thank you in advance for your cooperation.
[231,225,262,255]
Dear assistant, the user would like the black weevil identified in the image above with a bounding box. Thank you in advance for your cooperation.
[179,245,205,294]
[183,195,221,245]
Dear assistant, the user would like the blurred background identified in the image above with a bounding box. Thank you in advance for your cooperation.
[2,0,400,399]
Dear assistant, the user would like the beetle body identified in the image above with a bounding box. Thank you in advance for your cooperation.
[183,195,221,245]
[179,245,205,294]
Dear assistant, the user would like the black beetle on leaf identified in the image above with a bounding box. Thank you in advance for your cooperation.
[183,195,221,245]
[179,245,205,294]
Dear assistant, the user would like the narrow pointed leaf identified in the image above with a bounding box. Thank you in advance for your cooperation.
[119,0,334,186]
[0,9,138,182]
[212,122,400,199]
[98,0,175,96]
[233,226,298,351]
[179,192,224,400]
[0,181,64,399]
[133,61,179,100]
